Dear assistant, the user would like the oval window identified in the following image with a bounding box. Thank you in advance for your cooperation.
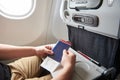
[0,0,36,19]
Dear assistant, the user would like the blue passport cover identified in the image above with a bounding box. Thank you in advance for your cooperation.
[49,40,71,62]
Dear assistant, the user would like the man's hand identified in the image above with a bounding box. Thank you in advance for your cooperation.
[61,49,76,71]
[51,50,76,80]
[35,46,54,58]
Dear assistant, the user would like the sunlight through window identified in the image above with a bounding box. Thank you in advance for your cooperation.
[0,0,36,19]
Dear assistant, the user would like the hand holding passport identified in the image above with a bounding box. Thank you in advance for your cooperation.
[41,40,71,72]
[49,40,71,62]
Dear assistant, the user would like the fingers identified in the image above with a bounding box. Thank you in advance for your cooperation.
[61,49,76,69]
[44,46,53,55]
[44,46,52,53]
[35,46,53,58]
[68,50,76,59]
[63,49,68,55]
[63,49,76,59]
[45,46,52,50]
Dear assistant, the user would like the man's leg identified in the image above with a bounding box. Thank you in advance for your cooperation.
[8,56,52,80]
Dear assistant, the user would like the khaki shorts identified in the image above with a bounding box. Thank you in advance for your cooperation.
[8,56,52,80]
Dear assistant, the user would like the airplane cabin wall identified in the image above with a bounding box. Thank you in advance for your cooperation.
[46,0,68,44]
[0,0,66,46]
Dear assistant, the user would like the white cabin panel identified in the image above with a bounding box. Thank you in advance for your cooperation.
[0,0,53,45]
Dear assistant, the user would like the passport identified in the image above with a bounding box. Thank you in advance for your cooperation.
[41,40,71,72]
[49,40,71,62]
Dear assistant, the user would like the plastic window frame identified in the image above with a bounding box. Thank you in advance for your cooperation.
[0,0,36,20]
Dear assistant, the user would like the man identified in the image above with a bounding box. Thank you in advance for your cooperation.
[0,44,76,80]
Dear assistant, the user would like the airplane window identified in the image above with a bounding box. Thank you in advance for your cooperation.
[0,0,36,19]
